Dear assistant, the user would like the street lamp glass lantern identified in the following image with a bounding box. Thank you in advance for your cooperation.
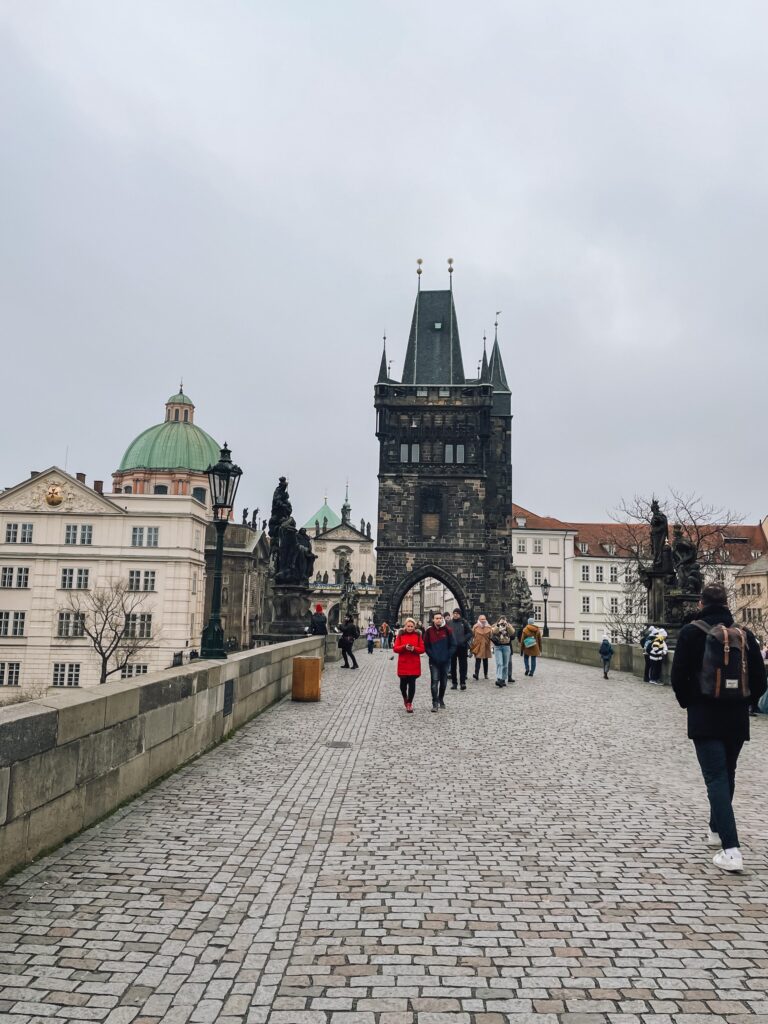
[541,578,551,600]
[206,443,242,517]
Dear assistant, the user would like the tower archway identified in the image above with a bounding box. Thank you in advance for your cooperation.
[388,563,471,625]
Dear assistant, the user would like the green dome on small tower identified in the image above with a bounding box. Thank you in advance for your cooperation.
[118,388,220,472]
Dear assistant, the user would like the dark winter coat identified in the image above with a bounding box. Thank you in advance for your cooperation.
[309,612,328,636]
[448,616,472,649]
[424,624,456,665]
[338,622,359,650]
[393,630,425,677]
[670,605,767,741]
[599,639,613,661]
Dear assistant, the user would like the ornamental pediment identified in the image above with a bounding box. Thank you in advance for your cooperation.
[319,524,367,543]
[0,468,123,515]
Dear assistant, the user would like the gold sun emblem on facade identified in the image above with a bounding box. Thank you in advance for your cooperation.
[45,484,64,506]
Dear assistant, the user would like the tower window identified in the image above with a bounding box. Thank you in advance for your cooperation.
[174,409,179,421]
[192,487,207,503]
[183,410,189,422]
[420,487,442,537]
[153,485,168,495]
[399,443,420,464]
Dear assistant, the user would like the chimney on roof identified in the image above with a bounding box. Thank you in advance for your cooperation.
[30,470,40,478]
[93,480,103,494]
[76,472,86,483]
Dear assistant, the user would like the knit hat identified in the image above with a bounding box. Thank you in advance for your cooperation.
[315,604,323,613]
[527,617,535,624]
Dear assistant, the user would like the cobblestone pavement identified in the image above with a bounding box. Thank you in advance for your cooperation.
[1,653,768,1024]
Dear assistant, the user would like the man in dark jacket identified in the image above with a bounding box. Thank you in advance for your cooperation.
[309,604,328,636]
[424,612,456,712]
[671,582,766,873]
[448,608,472,691]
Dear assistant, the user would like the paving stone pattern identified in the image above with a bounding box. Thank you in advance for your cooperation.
[1,652,767,1024]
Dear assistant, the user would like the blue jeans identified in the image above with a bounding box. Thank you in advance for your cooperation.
[524,653,537,675]
[493,645,510,681]
[693,738,744,849]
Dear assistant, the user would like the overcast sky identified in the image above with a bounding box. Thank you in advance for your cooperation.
[2,2,768,530]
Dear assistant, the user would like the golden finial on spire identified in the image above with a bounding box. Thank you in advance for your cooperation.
[447,257,454,274]
[416,257,423,276]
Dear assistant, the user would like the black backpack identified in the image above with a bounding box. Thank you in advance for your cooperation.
[692,620,751,701]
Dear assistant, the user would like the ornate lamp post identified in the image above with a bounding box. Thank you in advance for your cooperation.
[201,444,242,659]
[541,578,551,638]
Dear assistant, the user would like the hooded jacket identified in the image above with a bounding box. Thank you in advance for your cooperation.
[671,604,767,741]
[520,622,542,657]
[448,616,472,648]
[393,629,425,677]
[309,612,328,636]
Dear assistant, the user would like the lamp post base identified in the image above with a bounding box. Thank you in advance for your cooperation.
[201,620,227,659]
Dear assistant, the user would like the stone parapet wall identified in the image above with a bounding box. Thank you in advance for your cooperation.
[542,636,670,683]
[0,635,337,880]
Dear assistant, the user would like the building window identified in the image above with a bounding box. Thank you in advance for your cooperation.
[80,525,93,545]
[639,600,648,616]
[0,612,8,636]
[123,485,132,493]
[128,570,141,591]
[153,485,168,495]
[743,607,763,623]
[533,569,543,586]
[625,598,633,613]
[533,538,543,554]
[131,527,144,547]
[0,567,12,588]
[420,487,442,538]
[147,527,159,547]
[20,524,33,544]
[605,544,616,556]
[192,487,206,503]
[581,565,590,582]
[549,539,559,555]
[416,388,428,397]
[595,565,604,583]
[12,612,25,637]
[578,542,588,554]
[61,569,74,589]
[582,628,591,641]
[15,568,29,588]
[191,573,197,595]
[53,663,80,687]
[121,664,148,678]
[582,596,591,614]
[400,443,419,464]
[143,571,155,592]
[125,613,152,639]
[609,565,618,584]
[741,581,762,596]
[533,603,543,619]
[65,525,78,545]
[76,568,89,589]
[5,524,17,543]
[444,442,466,464]
[610,596,619,614]
[444,444,454,464]
[57,612,85,638]
[516,538,527,554]
[0,662,20,686]
[611,630,621,644]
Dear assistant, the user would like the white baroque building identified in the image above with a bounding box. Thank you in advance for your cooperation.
[0,468,208,695]
[511,505,577,637]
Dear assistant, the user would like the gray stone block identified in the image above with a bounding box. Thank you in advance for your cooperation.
[101,681,141,727]
[148,735,179,782]
[117,753,150,803]
[0,766,9,825]
[77,717,143,785]
[83,767,120,827]
[0,814,28,873]
[26,787,85,860]
[143,704,175,749]
[172,695,196,736]
[0,703,58,768]
[36,689,107,745]
[8,742,80,819]
[138,674,194,713]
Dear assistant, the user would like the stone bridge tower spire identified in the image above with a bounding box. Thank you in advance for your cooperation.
[374,265,513,623]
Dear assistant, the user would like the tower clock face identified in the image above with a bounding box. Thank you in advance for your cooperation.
[45,484,64,506]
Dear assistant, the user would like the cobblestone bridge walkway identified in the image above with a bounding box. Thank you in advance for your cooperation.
[2,654,768,1024]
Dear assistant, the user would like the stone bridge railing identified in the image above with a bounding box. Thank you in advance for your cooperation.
[0,635,338,881]
[541,636,670,683]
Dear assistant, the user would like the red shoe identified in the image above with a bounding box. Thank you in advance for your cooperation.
[406,703,414,713]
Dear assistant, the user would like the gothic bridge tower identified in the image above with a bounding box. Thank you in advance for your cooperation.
[374,264,512,623]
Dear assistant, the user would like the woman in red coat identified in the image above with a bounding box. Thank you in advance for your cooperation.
[393,617,425,713]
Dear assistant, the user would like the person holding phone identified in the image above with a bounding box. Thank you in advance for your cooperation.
[393,617,425,713]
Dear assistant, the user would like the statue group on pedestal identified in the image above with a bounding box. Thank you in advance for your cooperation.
[648,499,703,596]
[268,476,317,586]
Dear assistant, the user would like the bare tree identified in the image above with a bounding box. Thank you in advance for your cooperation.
[66,581,157,684]
[604,490,745,640]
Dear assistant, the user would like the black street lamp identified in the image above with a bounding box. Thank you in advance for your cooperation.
[201,444,242,659]
[541,578,551,638]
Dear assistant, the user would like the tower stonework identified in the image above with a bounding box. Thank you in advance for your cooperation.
[374,285,512,622]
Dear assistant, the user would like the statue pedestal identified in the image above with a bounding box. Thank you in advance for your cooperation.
[270,584,311,637]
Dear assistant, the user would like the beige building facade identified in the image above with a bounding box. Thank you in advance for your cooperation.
[0,468,207,696]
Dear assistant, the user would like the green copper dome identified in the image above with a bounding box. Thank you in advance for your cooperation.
[166,390,194,406]
[118,422,220,472]
[303,502,341,530]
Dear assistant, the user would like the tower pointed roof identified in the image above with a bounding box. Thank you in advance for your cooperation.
[488,322,510,392]
[401,289,466,385]
[480,334,490,383]
[377,337,389,383]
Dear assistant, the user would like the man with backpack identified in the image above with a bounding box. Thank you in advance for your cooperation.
[671,582,766,873]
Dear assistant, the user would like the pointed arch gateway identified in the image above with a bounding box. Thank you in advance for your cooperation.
[389,564,472,624]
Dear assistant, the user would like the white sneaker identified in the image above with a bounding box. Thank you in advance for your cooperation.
[706,830,721,849]
[713,848,743,873]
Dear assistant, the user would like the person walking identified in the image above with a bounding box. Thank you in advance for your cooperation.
[491,616,514,687]
[520,617,543,676]
[309,604,328,636]
[470,614,493,679]
[648,629,668,683]
[448,608,472,690]
[393,617,425,713]
[338,615,359,669]
[380,621,391,650]
[671,582,766,873]
[424,612,456,711]
[598,634,613,678]
[365,620,378,654]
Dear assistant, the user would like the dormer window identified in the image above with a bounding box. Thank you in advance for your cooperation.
[516,516,527,528]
